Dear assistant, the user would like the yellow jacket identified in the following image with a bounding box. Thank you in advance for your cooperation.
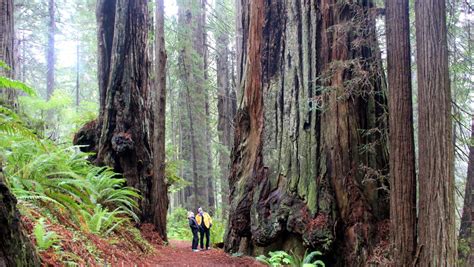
[196,212,212,229]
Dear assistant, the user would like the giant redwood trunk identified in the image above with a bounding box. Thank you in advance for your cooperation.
[415,0,457,265]
[95,0,155,222]
[385,0,417,265]
[225,0,389,265]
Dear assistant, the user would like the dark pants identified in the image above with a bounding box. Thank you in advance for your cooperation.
[199,227,210,249]
[191,229,199,250]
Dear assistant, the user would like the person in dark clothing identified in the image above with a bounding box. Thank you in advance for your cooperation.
[196,207,212,250]
[187,211,200,252]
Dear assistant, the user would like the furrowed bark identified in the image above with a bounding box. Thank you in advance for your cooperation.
[415,0,457,265]
[95,0,155,222]
[0,0,17,107]
[225,0,389,265]
[386,0,417,265]
[459,117,473,265]
[151,0,169,241]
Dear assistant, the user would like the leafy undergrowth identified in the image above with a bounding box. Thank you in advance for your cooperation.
[167,207,226,245]
[0,75,163,265]
[20,204,159,266]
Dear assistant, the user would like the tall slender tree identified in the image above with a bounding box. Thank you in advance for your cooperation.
[0,0,17,107]
[386,0,417,265]
[152,0,169,241]
[459,117,473,265]
[46,0,55,100]
[415,0,457,265]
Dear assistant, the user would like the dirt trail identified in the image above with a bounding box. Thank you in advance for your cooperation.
[140,240,263,266]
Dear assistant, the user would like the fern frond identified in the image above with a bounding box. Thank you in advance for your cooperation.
[0,76,36,96]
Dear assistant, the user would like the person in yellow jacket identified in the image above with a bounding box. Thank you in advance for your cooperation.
[195,207,212,250]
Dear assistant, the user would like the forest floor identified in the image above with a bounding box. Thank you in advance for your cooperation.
[141,240,264,266]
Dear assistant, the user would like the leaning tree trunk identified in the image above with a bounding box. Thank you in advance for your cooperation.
[459,117,473,265]
[95,0,155,222]
[225,0,389,265]
[415,0,457,265]
[0,0,17,108]
[151,0,169,241]
[386,0,417,265]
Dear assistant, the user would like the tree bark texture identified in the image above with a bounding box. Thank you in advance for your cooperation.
[459,117,473,265]
[151,0,169,241]
[216,0,237,218]
[415,0,457,265]
[385,0,417,265]
[95,0,155,222]
[46,0,55,100]
[0,0,17,108]
[177,0,211,210]
[225,0,389,265]
[0,164,40,267]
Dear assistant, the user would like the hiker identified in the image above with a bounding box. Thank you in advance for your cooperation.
[195,207,212,250]
[187,211,200,252]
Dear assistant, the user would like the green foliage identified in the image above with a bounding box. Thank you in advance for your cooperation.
[165,159,189,193]
[210,210,226,244]
[256,250,325,267]
[1,98,139,237]
[167,207,226,245]
[80,205,127,236]
[167,207,192,240]
[0,76,36,97]
[33,218,59,251]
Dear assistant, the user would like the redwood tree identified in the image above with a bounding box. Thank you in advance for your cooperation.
[95,0,155,222]
[225,0,389,265]
[151,0,169,241]
[0,0,17,107]
[459,117,473,265]
[386,0,417,265]
[415,0,457,265]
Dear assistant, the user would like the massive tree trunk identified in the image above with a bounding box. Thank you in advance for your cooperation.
[46,0,55,100]
[177,0,210,210]
[459,117,473,265]
[225,0,389,265]
[415,0,457,265]
[151,0,169,241]
[385,0,417,265]
[216,0,236,218]
[95,0,154,222]
[0,0,17,108]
